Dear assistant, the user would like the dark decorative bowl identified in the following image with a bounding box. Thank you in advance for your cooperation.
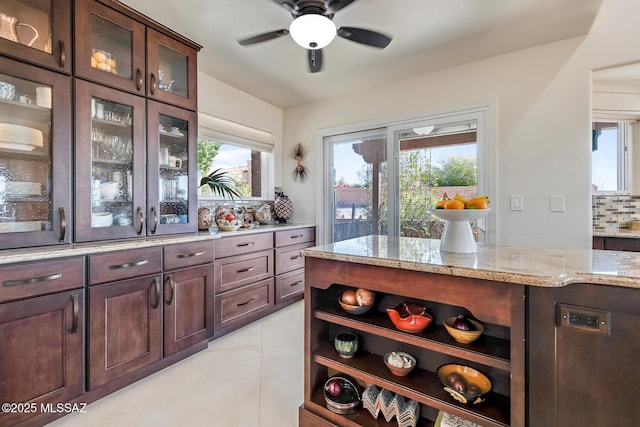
[338,298,373,315]
[323,374,362,414]
[436,364,492,405]
[386,302,432,333]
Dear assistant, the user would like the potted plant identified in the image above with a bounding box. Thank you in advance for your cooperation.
[197,168,242,230]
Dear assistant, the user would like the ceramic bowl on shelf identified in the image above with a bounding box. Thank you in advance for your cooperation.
[323,374,362,415]
[436,364,492,405]
[0,81,15,100]
[338,298,373,315]
[386,302,432,333]
[216,218,240,231]
[334,332,358,358]
[338,288,375,315]
[443,316,484,344]
[384,351,416,377]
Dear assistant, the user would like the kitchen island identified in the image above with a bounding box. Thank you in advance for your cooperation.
[299,235,640,427]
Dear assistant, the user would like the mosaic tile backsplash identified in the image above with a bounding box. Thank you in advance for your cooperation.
[593,194,640,231]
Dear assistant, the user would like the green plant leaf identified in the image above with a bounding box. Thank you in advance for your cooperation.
[199,168,243,200]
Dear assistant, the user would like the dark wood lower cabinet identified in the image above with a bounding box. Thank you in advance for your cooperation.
[163,265,214,356]
[528,283,640,426]
[88,275,162,389]
[0,290,84,426]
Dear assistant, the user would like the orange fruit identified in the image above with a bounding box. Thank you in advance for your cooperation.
[436,200,447,208]
[465,196,489,209]
[444,199,465,210]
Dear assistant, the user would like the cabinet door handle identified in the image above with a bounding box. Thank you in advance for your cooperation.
[237,298,255,307]
[177,251,204,259]
[164,275,174,305]
[290,280,303,287]
[236,242,255,247]
[150,206,158,234]
[108,259,148,270]
[151,277,160,309]
[237,266,255,273]
[71,293,79,333]
[136,68,143,91]
[290,253,303,260]
[137,207,144,235]
[59,40,66,68]
[2,273,61,287]
[150,72,157,95]
[59,207,66,242]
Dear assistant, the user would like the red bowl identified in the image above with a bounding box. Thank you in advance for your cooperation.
[386,302,432,333]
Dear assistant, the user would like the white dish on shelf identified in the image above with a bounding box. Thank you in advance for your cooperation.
[0,221,41,233]
[6,181,41,196]
[91,212,113,227]
[0,141,37,151]
[0,124,44,147]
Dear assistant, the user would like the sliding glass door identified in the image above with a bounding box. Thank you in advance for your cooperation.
[322,108,491,245]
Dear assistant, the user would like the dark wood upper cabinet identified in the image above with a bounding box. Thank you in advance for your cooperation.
[0,56,72,249]
[74,79,147,242]
[74,0,146,95]
[0,0,72,74]
[147,28,198,111]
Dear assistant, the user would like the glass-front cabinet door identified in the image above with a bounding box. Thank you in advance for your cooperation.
[0,57,71,249]
[147,29,197,111]
[75,80,146,242]
[74,0,145,95]
[0,0,71,73]
[147,101,197,235]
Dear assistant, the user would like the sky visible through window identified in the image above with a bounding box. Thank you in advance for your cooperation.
[592,128,617,191]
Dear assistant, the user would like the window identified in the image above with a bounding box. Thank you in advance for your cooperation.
[321,107,493,245]
[592,121,630,192]
[197,113,274,200]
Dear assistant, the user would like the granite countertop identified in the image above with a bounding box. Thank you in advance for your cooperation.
[593,229,640,239]
[303,235,640,289]
[0,223,315,265]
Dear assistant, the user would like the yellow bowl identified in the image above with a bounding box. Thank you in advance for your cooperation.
[436,364,492,405]
[443,317,484,344]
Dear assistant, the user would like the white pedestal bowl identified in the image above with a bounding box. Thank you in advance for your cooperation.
[431,209,490,253]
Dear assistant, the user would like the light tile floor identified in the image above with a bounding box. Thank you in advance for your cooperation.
[49,301,304,427]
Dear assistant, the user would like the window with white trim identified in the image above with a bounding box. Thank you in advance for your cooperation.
[198,113,274,200]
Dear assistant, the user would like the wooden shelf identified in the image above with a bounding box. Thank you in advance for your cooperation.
[313,344,510,427]
[314,304,510,372]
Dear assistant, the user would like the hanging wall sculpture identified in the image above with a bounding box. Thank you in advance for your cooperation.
[291,143,308,181]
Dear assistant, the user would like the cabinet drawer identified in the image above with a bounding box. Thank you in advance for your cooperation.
[214,249,273,294]
[275,269,305,303]
[0,257,84,303]
[214,278,274,330]
[163,240,214,271]
[215,232,273,258]
[275,242,314,275]
[275,227,315,247]
[89,247,162,285]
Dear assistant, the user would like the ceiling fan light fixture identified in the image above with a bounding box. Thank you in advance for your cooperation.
[289,14,337,49]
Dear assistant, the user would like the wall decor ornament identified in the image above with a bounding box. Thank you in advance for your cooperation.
[290,143,308,181]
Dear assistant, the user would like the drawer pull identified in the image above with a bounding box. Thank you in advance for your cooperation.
[237,242,255,247]
[108,259,148,270]
[2,272,62,287]
[290,280,303,287]
[71,293,79,333]
[151,277,160,309]
[290,234,304,239]
[237,266,256,273]
[290,253,303,260]
[237,297,255,307]
[177,251,204,259]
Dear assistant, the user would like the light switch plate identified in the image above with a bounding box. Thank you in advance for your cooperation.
[510,195,523,211]
[549,195,565,212]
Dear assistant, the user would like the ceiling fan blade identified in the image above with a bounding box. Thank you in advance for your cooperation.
[308,49,323,73]
[238,29,289,46]
[325,0,356,13]
[337,27,392,49]
[272,0,299,15]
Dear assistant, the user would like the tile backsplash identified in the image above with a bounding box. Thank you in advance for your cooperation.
[592,194,640,231]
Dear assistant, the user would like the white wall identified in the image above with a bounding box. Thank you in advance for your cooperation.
[197,71,284,193]
[280,0,640,249]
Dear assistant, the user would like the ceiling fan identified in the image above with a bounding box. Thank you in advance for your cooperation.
[238,0,392,73]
